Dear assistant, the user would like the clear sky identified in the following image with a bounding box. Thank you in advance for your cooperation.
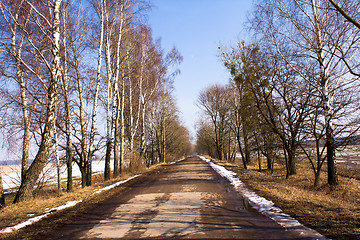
[148,0,253,140]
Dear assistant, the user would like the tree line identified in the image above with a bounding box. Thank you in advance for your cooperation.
[196,0,360,187]
[0,0,192,205]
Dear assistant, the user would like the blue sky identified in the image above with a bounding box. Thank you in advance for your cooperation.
[148,0,253,140]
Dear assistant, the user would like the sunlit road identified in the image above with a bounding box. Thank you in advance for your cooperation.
[48,156,309,239]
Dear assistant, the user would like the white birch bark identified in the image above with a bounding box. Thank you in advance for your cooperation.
[61,0,73,192]
[0,1,31,184]
[54,126,61,196]
[87,0,105,183]
[14,0,62,202]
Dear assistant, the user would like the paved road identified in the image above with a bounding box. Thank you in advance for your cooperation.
[48,156,309,239]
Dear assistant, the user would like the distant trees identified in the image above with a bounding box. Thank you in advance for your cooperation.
[0,0,190,203]
[197,85,231,161]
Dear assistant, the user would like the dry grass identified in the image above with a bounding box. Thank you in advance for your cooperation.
[212,157,360,240]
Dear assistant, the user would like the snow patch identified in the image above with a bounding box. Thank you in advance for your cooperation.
[169,158,185,165]
[199,155,328,240]
[94,175,140,194]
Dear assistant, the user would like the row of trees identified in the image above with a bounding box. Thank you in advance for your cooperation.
[196,0,360,187]
[0,0,191,204]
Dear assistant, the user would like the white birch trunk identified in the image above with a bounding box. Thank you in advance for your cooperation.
[61,0,73,191]
[88,0,105,184]
[14,0,62,202]
[54,126,61,196]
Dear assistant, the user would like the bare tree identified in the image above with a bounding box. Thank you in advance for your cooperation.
[327,0,360,77]
[14,0,63,202]
[197,85,231,161]
[60,0,72,191]
[195,120,217,158]
[0,0,32,183]
[251,0,360,185]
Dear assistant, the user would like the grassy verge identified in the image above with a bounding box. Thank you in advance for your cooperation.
[0,162,166,240]
[210,157,360,240]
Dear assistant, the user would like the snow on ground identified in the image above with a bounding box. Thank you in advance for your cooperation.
[169,158,185,165]
[94,175,139,194]
[199,155,328,240]
[0,174,141,234]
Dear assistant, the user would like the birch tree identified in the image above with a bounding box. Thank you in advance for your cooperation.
[0,0,32,183]
[60,0,73,191]
[87,0,105,180]
[103,0,135,180]
[14,0,63,202]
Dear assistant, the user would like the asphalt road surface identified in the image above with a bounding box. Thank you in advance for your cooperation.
[48,156,313,240]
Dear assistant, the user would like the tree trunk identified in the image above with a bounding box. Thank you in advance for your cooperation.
[286,147,296,178]
[162,121,166,163]
[243,128,251,164]
[236,135,247,169]
[113,92,120,177]
[326,125,338,186]
[81,165,86,188]
[0,173,5,207]
[257,150,262,172]
[120,76,125,174]
[10,11,30,184]
[87,0,105,186]
[312,0,339,186]
[314,170,321,187]
[85,160,92,186]
[54,127,61,196]
[61,5,73,191]
[266,153,272,170]
[74,46,89,186]
[104,142,112,180]
[13,0,62,203]
[104,2,114,181]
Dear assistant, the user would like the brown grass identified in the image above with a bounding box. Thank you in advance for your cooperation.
[211,157,360,240]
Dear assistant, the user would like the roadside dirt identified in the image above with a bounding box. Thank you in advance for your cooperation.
[7,156,319,239]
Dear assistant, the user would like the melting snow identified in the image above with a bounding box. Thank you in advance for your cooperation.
[94,175,140,194]
[199,155,328,240]
[169,158,185,165]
